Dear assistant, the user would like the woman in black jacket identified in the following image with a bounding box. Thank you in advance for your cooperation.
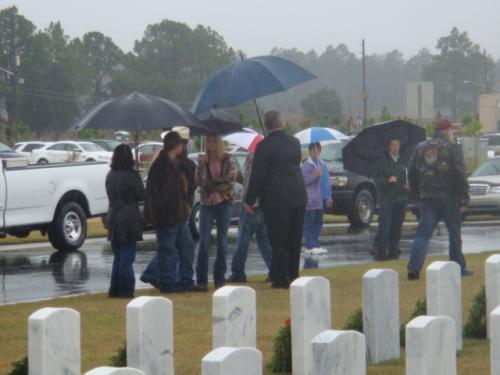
[105,144,145,298]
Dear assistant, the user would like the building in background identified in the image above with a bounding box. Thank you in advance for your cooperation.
[479,94,500,133]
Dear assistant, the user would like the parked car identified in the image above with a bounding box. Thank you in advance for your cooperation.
[12,141,52,157]
[320,140,378,227]
[465,157,500,217]
[0,155,109,251]
[134,142,163,164]
[87,139,121,152]
[0,142,28,161]
[30,141,112,165]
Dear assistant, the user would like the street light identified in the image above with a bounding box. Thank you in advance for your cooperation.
[0,66,14,76]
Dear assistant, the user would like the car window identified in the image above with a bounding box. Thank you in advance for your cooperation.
[140,144,154,153]
[79,143,101,151]
[321,142,345,162]
[24,143,45,152]
[66,143,79,151]
[48,143,67,151]
[471,158,500,177]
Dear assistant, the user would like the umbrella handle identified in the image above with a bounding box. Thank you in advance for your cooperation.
[253,99,265,135]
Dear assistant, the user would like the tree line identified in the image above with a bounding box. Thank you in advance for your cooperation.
[0,5,499,140]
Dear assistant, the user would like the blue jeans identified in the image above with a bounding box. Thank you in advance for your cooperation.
[230,207,272,280]
[303,208,323,249]
[141,222,194,289]
[407,198,466,273]
[109,241,136,297]
[373,200,406,257]
[196,202,231,287]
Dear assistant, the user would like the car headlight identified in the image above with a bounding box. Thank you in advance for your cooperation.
[490,186,500,194]
[331,175,348,187]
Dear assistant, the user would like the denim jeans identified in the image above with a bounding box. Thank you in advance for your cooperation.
[141,222,194,289]
[373,200,406,257]
[154,223,187,292]
[407,198,466,273]
[196,202,231,287]
[230,207,272,280]
[109,241,136,297]
[303,208,323,249]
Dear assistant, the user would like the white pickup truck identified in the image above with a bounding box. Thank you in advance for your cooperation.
[0,156,109,251]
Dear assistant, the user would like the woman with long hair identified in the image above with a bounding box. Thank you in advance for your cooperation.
[144,131,191,293]
[194,132,236,291]
[105,144,145,298]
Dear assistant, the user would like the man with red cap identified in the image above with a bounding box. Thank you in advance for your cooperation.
[407,118,473,280]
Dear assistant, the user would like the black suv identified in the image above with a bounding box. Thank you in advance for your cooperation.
[320,140,377,227]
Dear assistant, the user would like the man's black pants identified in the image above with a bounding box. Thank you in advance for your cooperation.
[263,206,305,288]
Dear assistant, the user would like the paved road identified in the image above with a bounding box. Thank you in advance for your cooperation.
[1,222,499,304]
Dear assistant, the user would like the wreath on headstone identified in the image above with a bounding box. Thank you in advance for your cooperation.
[267,318,292,373]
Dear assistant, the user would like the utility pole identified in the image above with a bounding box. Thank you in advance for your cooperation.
[483,49,489,93]
[361,39,368,128]
[8,11,17,124]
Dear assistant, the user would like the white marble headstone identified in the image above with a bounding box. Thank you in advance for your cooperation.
[127,296,174,375]
[84,367,145,375]
[362,268,400,363]
[426,261,462,350]
[213,286,256,348]
[291,276,331,375]
[406,315,456,375]
[201,346,262,375]
[28,307,80,375]
[491,306,500,374]
[486,254,500,338]
[311,330,366,375]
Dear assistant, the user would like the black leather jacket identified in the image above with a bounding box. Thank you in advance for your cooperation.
[408,132,469,206]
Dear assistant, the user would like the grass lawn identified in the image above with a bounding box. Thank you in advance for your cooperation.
[0,251,496,374]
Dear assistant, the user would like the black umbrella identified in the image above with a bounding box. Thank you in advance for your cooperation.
[72,91,208,135]
[196,109,244,135]
[342,120,426,178]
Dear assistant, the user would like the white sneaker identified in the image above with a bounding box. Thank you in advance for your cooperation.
[311,247,327,255]
[304,248,314,254]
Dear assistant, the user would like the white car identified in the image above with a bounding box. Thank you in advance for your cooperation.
[466,157,500,217]
[30,141,112,165]
[13,141,52,158]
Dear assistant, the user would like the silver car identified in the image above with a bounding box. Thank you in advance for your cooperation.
[466,157,500,217]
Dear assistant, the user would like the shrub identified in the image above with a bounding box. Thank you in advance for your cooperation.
[7,356,28,375]
[267,319,292,373]
[109,343,127,367]
[400,298,426,347]
[342,308,363,332]
[464,286,487,339]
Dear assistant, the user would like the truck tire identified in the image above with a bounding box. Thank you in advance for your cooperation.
[189,203,201,241]
[348,188,375,228]
[48,202,87,252]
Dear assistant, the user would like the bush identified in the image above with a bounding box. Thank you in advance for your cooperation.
[7,356,27,375]
[267,319,292,373]
[109,343,127,367]
[400,298,426,347]
[464,286,487,338]
[342,308,363,332]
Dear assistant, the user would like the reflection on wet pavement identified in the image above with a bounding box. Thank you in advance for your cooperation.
[1,223,499,304]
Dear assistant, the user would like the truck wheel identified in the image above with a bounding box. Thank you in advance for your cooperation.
[48,202,87,251]
[37,158,48,165]
[348,189,375,228]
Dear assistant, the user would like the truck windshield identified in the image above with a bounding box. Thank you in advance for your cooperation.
[0,142,14,152]
[321,142,346,162]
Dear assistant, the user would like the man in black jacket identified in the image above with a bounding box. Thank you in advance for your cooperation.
[245,111,307,288]
[407,119,473,280]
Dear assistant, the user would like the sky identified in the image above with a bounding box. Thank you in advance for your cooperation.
[2,0,500,60]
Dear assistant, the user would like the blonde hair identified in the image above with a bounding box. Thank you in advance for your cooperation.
[206,133,225,161]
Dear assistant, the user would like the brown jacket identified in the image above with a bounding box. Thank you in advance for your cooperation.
[196,153,236,204]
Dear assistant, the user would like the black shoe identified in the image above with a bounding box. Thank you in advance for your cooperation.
[387,253,400,260]
[140,275,159,288]
[461,268,474,277]
[192,284,208,292]
[408,271,420,280]
[271,283,290,289]
[374,254,387,261]
[214,281,226,289]
[227,274,247,283]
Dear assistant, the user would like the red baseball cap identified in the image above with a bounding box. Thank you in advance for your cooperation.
[434,119,458,131]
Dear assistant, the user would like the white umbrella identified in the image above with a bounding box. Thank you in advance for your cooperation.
[294,127,349,146]
[223,129,263,152]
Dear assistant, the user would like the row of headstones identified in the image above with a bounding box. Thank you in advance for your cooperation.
[26,255,500,375]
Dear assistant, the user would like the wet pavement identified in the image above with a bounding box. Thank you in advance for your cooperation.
[1,221,499,305]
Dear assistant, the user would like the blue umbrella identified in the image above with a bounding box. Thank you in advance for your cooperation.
[191,56,316,128]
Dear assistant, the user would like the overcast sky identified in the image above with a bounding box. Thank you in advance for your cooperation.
[3,0,500,60]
